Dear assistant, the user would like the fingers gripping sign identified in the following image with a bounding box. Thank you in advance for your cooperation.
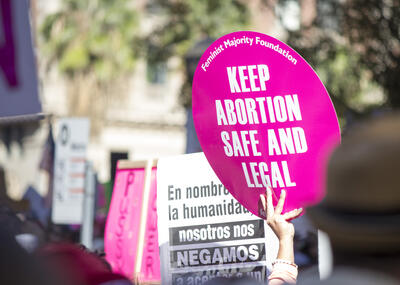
[260,187,303,241]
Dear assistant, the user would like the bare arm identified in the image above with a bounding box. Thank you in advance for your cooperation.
[260,187,303,284]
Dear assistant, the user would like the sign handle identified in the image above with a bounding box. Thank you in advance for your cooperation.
[133,159,154,281]
[80,162,96,249]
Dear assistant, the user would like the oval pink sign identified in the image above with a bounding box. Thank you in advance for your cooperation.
[192,31,341,218]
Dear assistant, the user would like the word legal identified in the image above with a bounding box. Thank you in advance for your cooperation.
[242,161,296,188]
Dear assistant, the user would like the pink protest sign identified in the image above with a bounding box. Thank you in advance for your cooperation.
[105,160,160,282]
[192,31,340,218]
[138,167,160,283]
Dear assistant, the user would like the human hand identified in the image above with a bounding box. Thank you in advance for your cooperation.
[260,187,303,241]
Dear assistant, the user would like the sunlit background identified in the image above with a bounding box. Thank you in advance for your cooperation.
[0,0,398,244]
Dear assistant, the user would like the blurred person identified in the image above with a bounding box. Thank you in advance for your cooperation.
[305,113,400,284]
[38,243,133,285]
[261,113,400,285]
[0,201,46,252]
[0,166,46,252]
[291,217,318,271]
[0,229,58,285]
[0,166,29,212]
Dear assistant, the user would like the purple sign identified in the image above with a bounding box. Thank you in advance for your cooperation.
[0,0,41,118]
[192,31,340,218]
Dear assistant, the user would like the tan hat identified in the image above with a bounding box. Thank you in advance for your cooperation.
[307,113,400,253]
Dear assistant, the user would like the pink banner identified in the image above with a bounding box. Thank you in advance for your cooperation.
[192,31,341,218]
[105,162,160,282]
[138,167,160,282]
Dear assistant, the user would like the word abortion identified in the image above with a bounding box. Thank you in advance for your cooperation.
[216,94,302,126]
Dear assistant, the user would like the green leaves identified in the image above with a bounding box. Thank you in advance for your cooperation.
[283,0,387,125]
[40,0,138,82]
[59,44,89,73]
[40,0,248,84]
[145,0,250,63]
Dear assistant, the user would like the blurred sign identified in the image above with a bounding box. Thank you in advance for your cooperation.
[105,159,160,283]
[157,153,278,285]
[52,118,90,224]
[0,0,41,118]
[192,31,341,218]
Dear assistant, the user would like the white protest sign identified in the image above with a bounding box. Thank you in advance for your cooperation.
[157,153,279,285]
[52,118,90,224]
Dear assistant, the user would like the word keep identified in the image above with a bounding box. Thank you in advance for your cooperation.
[227,65,270,93]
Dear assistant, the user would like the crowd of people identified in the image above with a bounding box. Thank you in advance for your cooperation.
[1,113,400,284]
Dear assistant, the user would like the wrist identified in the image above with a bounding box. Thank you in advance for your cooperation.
[278,235,294,243]
[276,238,295,263]
[272,259,298,268]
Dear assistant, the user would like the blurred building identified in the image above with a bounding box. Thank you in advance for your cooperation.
[38,0,187,185]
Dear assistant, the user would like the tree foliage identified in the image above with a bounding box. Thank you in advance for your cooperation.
[144,0,249,63]
[343,0,400,108]
[279,0,387,125]
[40,0,139,134]
[144,0,249,108]
[41,0,138,82]
[40,0,400,126]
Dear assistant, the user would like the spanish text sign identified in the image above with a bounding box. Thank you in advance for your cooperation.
[157,153,278,285]
[192,31,341,218]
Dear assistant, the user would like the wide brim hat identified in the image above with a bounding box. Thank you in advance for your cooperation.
[306,113,400,254]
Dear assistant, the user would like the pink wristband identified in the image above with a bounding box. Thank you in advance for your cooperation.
[272,259,298,269]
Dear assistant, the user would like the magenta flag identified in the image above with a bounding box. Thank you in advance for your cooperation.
[105,161,160,282]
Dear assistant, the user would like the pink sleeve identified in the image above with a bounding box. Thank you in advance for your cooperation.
[268,263,298,285]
